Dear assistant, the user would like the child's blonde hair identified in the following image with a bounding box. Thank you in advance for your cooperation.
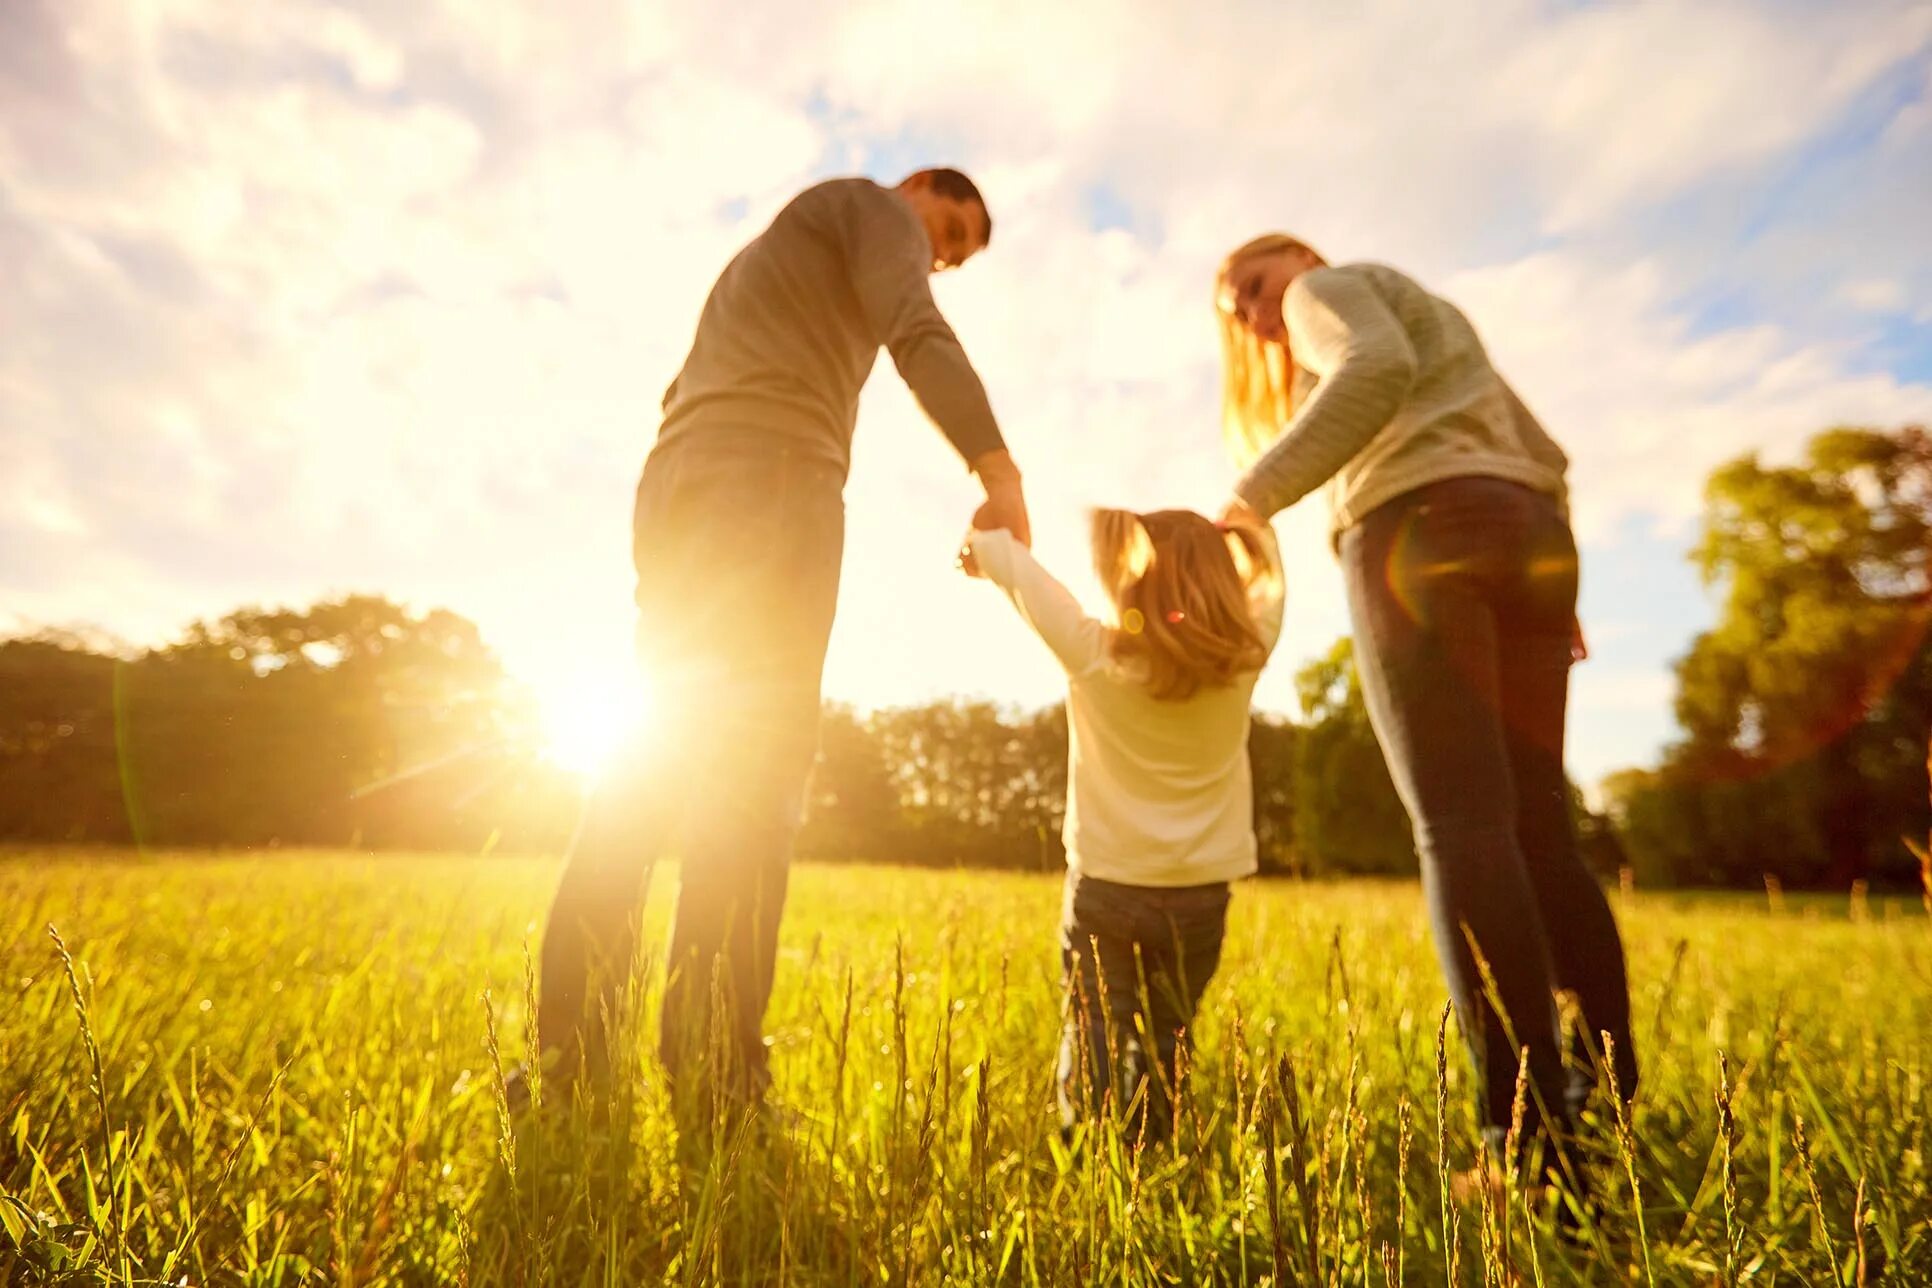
[1091,508,1277,701]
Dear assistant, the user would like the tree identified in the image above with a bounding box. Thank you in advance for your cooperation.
[798,704,906,861]
[5,594,569,851]
[1248,713,1299,873]
[168,594,519,791]
[866,700,1068,869]
[1290,639,1413,875]
[0,632,129,842]
[1621,426,1932,887]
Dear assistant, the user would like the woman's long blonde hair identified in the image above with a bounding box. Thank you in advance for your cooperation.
[1215,233,1320,467]
[1091,508,1277,701]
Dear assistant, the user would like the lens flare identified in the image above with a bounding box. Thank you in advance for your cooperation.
[537,672,653,779]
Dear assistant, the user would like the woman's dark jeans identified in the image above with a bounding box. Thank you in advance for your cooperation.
[1341,475,1636,1170]
[1057,872,1231,1144]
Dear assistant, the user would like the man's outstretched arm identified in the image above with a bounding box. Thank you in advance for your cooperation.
[844,189,1025,539]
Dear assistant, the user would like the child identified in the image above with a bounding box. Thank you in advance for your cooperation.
[965,508,1284,1142]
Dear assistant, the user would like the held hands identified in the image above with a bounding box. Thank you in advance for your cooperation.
[1218,495,1263,530]
[955,499,1005,579]
[957,533,983,578]
[959,449,1031,579]
[970,449,1031,547]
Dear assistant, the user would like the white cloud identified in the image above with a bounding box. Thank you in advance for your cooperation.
[1840,277,1910,314]
[1446,252,1932,538]
[1495,2,1932,231]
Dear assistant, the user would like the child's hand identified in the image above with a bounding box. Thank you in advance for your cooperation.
[956,530,984,579]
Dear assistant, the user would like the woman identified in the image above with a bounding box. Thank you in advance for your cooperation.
[1214,234,1636,1191]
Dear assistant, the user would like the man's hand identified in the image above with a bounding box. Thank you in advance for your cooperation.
[956,530,983,579]
[970,448,1031,548]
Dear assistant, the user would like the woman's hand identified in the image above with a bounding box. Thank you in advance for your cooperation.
[1219,496,1263,529]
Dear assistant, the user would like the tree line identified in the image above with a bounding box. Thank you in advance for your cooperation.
[0,594,1621,878]
[0,596,1409,874]
[0,599,578,853]
[4,425,1925,888]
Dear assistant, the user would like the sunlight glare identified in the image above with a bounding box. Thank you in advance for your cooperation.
[537,671,652,779]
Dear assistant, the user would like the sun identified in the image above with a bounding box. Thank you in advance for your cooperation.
[535,671,653,778]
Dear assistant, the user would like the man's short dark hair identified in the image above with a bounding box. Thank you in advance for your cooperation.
[914,167,992,248]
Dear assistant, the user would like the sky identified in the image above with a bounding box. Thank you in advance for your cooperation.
[4,0,1932,790]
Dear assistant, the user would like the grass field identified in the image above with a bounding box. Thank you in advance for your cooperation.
[2,851,1928,1285]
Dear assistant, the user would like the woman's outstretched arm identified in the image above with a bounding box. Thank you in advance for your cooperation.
[1233,267,1418,517]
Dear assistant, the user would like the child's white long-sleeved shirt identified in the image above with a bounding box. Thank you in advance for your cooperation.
[967,527,1285,887]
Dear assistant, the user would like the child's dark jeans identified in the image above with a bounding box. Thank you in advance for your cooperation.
[1057,871,1231,1144]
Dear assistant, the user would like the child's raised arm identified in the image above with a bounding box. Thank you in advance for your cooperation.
[966,528,1108,676]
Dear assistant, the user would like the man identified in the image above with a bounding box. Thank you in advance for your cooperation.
[532,168,1029,1108]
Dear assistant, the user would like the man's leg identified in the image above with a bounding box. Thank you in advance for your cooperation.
[657,685,819,1103]
[653,448,845,1106]
[535,732,679,1079]
[534,450,700,1083]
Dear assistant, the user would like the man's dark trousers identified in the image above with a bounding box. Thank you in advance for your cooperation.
[538,431,845,1101]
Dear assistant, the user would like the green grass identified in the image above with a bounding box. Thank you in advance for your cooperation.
[2,850,1928,1285]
